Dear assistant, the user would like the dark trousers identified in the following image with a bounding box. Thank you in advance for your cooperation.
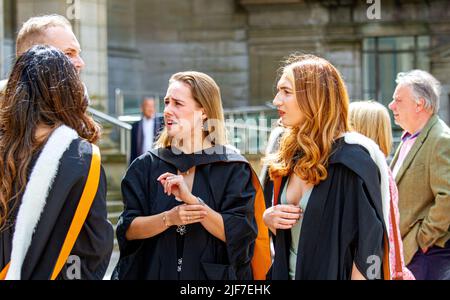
[407,239,450,280]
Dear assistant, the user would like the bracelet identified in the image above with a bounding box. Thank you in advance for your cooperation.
[162,212,170,227]
[197,197,206,206]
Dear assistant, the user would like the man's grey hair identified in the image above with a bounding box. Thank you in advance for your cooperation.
[395,70,441,114]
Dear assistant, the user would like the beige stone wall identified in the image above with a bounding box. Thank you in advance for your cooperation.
[14,0,109,112]
[430,26,450,124]
[109,0,249,107]
[1,0,16,79]
[241,0,450,124]
[74,0,108,112]
[107,0,145,114]
[0,0,4,78]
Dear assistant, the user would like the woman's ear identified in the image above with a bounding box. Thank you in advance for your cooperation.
[201,108,207,121]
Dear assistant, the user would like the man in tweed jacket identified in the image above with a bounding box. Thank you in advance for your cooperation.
[389,70,450,280]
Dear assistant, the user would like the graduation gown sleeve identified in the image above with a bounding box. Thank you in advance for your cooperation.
[346,174,385,279]
[59,167,114,280]
[219,163,258,279]
[116,157,149,258]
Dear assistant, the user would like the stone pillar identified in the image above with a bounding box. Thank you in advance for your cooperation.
[430,24,450,124]
[107,0,141,114]
[0,0,4,78]
[16,0,67,24]
[15,0,109,113]
[74,0,108,112]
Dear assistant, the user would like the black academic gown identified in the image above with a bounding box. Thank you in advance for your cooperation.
[267,138,387,280]
[113,145,259,280]
[0,138,114,280]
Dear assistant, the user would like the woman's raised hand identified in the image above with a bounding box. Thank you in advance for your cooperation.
[262,205,303,233]
[157,172,197,204]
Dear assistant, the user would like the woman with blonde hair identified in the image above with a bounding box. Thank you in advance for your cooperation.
[113,71,270,280]
[349,100,415,280]
[263,54,388,280]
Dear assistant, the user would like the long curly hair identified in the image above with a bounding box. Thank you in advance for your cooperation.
[266,54,350,184]
[0,45,100,231]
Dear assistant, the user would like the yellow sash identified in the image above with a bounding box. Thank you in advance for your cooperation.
[0,144,101,280]
[250,171,271,280]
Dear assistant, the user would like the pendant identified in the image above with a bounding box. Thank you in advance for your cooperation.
[176,225,187,235]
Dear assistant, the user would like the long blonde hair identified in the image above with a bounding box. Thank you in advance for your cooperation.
[349,100,393,157]
[266,54,350,185]
[156,71,228,148]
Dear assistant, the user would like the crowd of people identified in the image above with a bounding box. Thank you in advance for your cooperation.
[0,14,448,280]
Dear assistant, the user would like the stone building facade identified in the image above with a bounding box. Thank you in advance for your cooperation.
[0,0,108,111]
[1,0,449,124]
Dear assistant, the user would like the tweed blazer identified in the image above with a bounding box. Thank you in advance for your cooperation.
[390,114,450,264]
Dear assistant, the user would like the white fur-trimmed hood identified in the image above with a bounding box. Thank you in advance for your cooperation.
[344,132,391,239]
[6,125,79,280]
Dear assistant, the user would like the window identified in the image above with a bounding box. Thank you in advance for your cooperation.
[362,36,430,106]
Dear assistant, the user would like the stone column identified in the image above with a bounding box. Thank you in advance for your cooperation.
[0,0,4,78]
[430,24,450,124]
[107,0,140,114]
[15,0,109,113]
[74,0,108,112]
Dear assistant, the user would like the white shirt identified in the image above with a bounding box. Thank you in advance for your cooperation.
[142,116,155,153]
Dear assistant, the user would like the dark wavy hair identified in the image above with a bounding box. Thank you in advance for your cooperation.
[0,45,100,231]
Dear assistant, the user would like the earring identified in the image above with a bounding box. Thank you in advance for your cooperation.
[203,120,208,131]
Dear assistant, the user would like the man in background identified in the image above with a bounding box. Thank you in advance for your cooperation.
[130,97,164,163]
[1,14,85,99]
[389,70,450,280]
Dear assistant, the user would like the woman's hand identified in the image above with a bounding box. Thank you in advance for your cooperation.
[263,204,302,234]
[166,204,208,226]
[157,172,197,204]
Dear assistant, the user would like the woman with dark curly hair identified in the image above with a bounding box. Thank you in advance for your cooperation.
[0,45,113,280]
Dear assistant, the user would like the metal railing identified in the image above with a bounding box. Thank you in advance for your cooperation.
[88,107,132,158]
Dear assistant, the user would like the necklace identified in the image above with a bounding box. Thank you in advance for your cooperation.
[176,224,187,235]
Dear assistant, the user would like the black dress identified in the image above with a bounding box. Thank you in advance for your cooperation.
[112,145,262,280]
[267,138,387,280]
[0,138,113,280]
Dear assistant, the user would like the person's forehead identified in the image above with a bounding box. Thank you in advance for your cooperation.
[42,26,81,52]
[395,84,413,97]
[277,74,292,88]
[167,81,192,97]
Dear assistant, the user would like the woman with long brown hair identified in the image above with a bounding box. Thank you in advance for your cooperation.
[112,71,270,280]
[263,54,388,279]
[0,45,113,280]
